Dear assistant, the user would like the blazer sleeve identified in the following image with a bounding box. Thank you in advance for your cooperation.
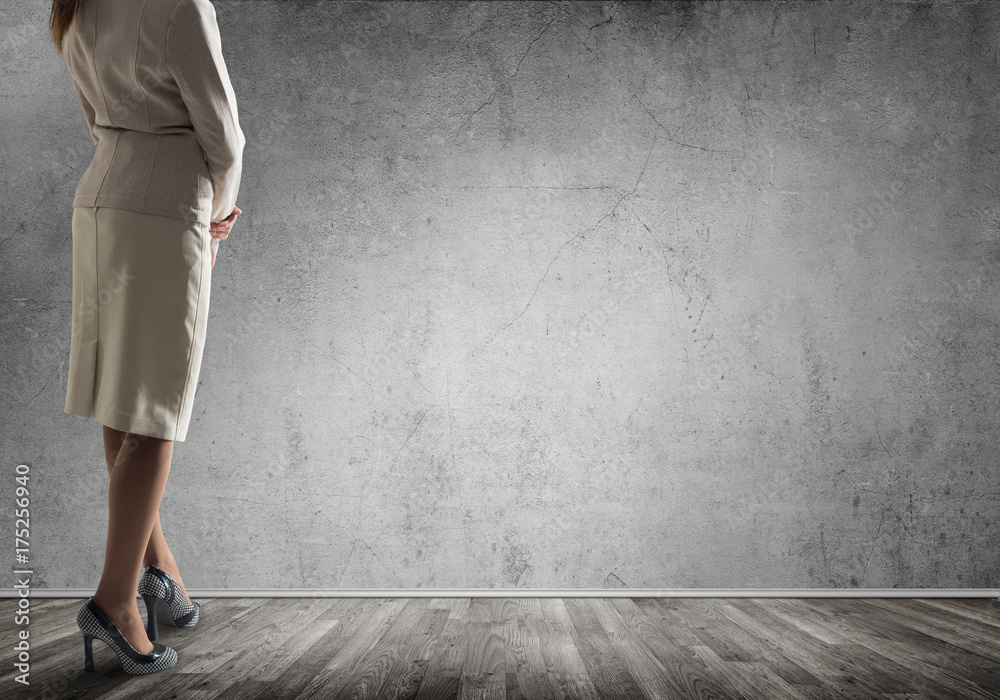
[72,78,99,147]
[166,0,246,225]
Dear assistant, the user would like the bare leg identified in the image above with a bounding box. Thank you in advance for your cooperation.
[101,426,192,605]
[93,428,173,654]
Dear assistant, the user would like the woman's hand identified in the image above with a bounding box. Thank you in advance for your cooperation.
[209,205,242,268]
[210,204,242,240]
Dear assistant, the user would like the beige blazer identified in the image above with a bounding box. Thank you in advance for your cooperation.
[64,0,245,232]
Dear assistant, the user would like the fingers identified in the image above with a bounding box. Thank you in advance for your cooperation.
[209,206,242,239]
[208,221,232,239]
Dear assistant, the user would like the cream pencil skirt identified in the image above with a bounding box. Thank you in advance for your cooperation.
[64,206,212,442]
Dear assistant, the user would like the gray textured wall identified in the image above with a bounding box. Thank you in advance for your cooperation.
[2,0,999,591]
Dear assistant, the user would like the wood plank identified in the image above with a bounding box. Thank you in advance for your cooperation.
[294,598,409,700]
[213,597,335,683]
[564,599,651,699]
[369,618,443,699]
[633,598,704,647]
[501,600,555,700]
[760,597,853,645]
[914,598,1000,629]
[727,599,925,697]
[609,597,761,699]
[538,598,601,700]
[855,598,1000,663]
[794,597,1000,700]
[588,597,729,699]
[413,612,464,700]
[687,644,814,700]
[265,613,363,700]
[696,599,822,688]
[457,619,505,700]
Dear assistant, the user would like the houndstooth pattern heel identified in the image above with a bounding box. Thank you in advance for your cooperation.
[138,564,201,642]
[77,597,177,675]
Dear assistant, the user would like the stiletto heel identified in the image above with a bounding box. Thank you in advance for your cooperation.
[141,593,162,642]
[82,631,94,673]
[76,597,177,675]
[138,564,201,642]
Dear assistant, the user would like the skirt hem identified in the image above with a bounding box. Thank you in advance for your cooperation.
[64,407,186,442]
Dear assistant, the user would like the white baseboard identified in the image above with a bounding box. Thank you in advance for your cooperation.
[8,588,1000,598]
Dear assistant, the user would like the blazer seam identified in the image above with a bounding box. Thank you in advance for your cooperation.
[136,0,151,132]
[142,136,160,204]
[135,0,154,202]
[91,0,111,122]
[94,130,122,200]
[164,0,186,77]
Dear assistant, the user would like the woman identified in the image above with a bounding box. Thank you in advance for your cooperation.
[50,0,246,675]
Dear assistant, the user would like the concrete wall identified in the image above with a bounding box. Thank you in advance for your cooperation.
[2,0,998,590]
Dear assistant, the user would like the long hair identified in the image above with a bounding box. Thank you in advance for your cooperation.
[50,0,84,55]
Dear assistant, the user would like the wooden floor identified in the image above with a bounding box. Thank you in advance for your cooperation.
[2,596,999,699]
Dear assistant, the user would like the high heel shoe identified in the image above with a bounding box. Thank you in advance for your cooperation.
[138,563,202,642]
[77,596,177,675]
